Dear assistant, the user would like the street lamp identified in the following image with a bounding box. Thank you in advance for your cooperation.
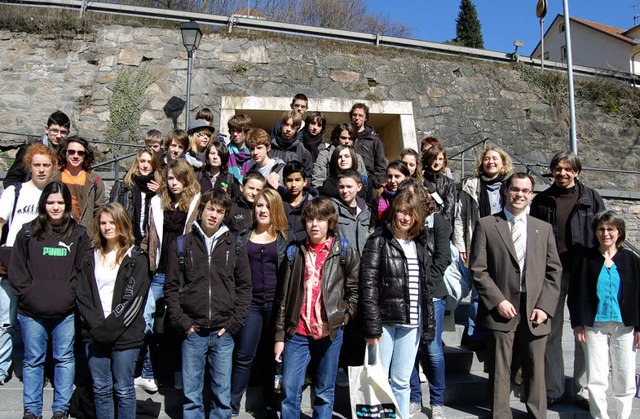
[181,20,202,127]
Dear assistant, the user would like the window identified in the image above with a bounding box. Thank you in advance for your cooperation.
[559,23,565,33]
[544,51,550,60]
[561,46,567,61]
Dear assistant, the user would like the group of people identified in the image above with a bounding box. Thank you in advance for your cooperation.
[0,99,637,419]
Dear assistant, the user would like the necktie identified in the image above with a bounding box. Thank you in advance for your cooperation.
[511,217,525,276]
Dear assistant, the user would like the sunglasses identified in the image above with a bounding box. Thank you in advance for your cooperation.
[67,149,86,157]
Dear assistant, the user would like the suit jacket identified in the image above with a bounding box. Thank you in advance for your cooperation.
[470,211,562,336]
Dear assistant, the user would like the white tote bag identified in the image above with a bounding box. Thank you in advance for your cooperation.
[348,344,401,418]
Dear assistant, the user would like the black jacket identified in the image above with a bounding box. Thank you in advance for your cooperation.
[530,179,605,266]
[163,225,252,335]
[568,246,640,330]
[359,226,436,344]
[354,126,387,190]
[270,135,314,178]
[224,196,253,234]
[425,213,453,298]
[76,247,151,349]
[9,222,90,318]
[423,171,457,222]
[283,191,314,243]
[274,235,359,342]
[109,181,135,222]
[198,171,242,200]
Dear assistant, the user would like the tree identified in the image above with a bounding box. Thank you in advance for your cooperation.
[455,0,484,49]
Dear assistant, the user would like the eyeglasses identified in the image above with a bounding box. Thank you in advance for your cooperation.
[596,227,618,234]
[508,187,532,195]
[48,128,69,136]
[196,131,211,137]
[67,149,86,157]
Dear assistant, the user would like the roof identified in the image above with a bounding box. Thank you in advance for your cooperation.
[571,16,637,45]
[531,14,638,57]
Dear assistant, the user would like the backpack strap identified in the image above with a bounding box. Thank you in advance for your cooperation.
[176,235,186,293]
[339,237,349,267]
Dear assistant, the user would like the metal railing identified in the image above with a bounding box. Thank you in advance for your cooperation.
[5,0,639,84]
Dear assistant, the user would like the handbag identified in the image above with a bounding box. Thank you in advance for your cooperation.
[348,344,401,418]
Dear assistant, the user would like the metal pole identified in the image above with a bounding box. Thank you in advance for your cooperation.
[562,0,578,154]
[185,50,193,129]
[540,17,545,70]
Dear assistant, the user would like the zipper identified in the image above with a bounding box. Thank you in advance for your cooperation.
[208,245,213,324]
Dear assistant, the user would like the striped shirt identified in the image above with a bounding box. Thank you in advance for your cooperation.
[397,238,420,327]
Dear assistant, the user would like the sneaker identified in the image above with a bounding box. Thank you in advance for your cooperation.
[336,368,349,388]
[134,376,158,393]
[51,411,68,419]
[22,412,42,419]
[174,371,183,390]
[0,374,6,385]
[409,402,422,416]
[431,404,445,419]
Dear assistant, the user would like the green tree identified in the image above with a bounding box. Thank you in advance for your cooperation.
[455,0,484,49]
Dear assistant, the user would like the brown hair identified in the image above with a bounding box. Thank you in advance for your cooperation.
[422,145,447,174]
[252,188,288,239]
[279,110,302,130]
[93,202,135,264]
[301,197,338,236]
[228,113,253,133]
[390,190,425,239]
[246,128,271,149]
[164,129,189,150]
[592,210,626,247]
[161,159,200,211]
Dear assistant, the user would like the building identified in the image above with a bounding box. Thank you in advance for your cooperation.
[531,14,640,75]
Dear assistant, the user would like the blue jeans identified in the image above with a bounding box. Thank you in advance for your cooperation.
[466,285,485,342]
[19,313,75,417]
[410,297,447,406]
[0,277,18,380]
[230,300,274,413]
[182,329,234,419]
[86,343,139,419]
[141,272,163,379]
[281,329,343,419]
[379,325,420,419]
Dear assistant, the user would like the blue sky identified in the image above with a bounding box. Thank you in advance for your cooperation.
[367,0,637,55]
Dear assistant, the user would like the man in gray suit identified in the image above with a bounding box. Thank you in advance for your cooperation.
[470,172,562,418]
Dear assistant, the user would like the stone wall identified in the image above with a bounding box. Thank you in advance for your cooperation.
[0,24,639,245]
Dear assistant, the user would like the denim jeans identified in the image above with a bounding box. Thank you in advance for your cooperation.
[0,277,18,380]
[410,297,447,406]
[19,313,75,417]
[379,325,420,419]
[466,285,485,342]
[182,329,234,419]
[141,272,163,379]
[281,329,343,419]
[86,343,140,419]
[230,300,274,414]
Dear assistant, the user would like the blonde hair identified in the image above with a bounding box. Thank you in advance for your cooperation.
[474,146,513,178]
[188,128,213,154]
[123,148,163,188]
[161,159,200,211]
[92,203,135,264]
[252,189,288,239]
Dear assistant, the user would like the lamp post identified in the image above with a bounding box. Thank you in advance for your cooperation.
[562,0,578,154]
[181,20,202,128]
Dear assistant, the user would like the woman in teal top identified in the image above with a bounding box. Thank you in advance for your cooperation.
[568,210,640,419]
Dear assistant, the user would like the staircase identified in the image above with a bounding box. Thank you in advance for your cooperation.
[1,301,639,418]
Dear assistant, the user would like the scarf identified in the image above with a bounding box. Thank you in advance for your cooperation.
[227,142,251,182]
[478,174,506,217]
[377,187,396,224]
[302,131,324,161]
[132,174,156,244]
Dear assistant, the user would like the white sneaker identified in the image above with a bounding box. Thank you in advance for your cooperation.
[174,372,183,390]
[431,404,445,419]
[409,402,422,416]
[134,376,158,393]
[418,363,427,383]
[336,368,349,388]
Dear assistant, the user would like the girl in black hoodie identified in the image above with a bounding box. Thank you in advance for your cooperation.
[77,203,151,419]
[10,181,90,419]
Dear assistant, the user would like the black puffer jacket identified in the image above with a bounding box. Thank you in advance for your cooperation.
[359,226,436,344]
[354,126,387,190]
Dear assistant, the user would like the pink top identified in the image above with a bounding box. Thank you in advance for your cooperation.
[296,237,333,339]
